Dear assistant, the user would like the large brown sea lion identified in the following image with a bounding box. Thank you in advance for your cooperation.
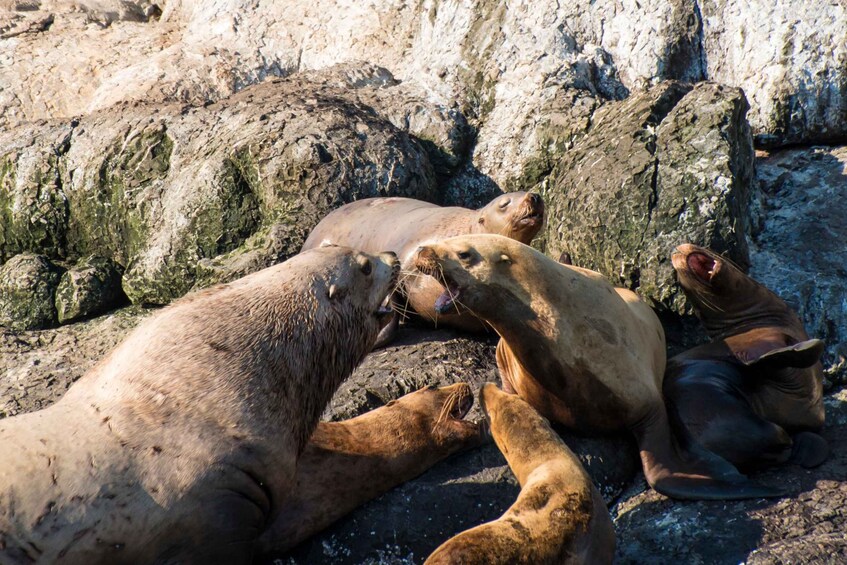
[425,383,614,565]
[257,382,484,556]
[0,246,399,564]
[414,234,781,500]
[301,193,544,342]
[664,243,828,470]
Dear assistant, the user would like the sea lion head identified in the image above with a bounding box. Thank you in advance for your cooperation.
[413,234,531,319]
[671,243,794,336]
[387,382,485,448]
[476,191,545,244]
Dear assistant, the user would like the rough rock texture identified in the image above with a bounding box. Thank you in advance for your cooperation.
[543,81,753,313]
[750,146,847,386]
[1,66,445,305]
[0,305,149,417]
[0,253,63,330]
[614,388,847,564]
[55,255,126,323]
[702,0,847,146]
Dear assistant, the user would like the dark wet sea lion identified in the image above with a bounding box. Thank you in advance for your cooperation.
[257,382,484,556]
[425,383,614,565]
[664,243,827,470]
[414,234,781,500]
[301,192,544,343]
[0,246,399,564]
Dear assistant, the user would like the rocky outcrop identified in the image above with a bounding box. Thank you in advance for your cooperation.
[542,81,753,313]
[750,146,847,386]
[1,67,449,306]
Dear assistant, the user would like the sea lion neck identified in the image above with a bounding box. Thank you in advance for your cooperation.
[693,282,802,340]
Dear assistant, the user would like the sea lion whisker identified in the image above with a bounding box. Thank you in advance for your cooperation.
[433,390,462,432]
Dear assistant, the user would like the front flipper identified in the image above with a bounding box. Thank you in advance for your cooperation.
[743,339,825,370]
[374,311,399,349]
[633,402,785,500]
[727,330,824,369]
[790,431,830,468]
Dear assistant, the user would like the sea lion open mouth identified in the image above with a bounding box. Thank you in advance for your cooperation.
[688,252,718,284]
[434,279,466,315]
[515,194,545,227]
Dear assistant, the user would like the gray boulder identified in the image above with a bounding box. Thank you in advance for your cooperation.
[543,81,753,313]
[0,253,63,330]
[55,256,126,323]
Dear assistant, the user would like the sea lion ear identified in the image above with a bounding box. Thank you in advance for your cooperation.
[478,216,485,225]
[319,239,336,248]
[736,338,825,369]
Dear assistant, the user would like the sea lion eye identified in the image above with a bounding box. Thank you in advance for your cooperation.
[359,259,373,275]
[457,251,472,261]
[498,198,511,209]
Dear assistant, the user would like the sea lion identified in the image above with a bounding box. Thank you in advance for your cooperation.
[425,383,614,565]
[0,246,400,564]
[664,243,828,470]
[301,192,544,343]
[257,382,484,556]
[414,234,781,500]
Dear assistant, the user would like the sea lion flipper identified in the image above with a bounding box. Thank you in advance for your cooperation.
[374,311,399,348]
[739,338,825,369]
[635,403,784,500]
[789,431,830,468]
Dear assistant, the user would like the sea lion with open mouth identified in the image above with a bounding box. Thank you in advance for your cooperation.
[258,382,484,556]
[0,246,399,564]
[414,234,782,500]
[301,192,545,344]
[425,383,614,565]
[664,243,827,470]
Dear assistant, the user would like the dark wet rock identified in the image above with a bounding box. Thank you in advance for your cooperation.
[543,81,754,314]
[55,255,126,323]
[0,253,63,330]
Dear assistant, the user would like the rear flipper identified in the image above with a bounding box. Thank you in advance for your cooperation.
[633,402,785,501]
[790,431,829,468]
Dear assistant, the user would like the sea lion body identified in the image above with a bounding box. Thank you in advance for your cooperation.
[301,193,544,338]
[0,247,399,563]
[665,243,827,470]
[258,382,483,556]
[414,234,780,500]
[425,383,614,565]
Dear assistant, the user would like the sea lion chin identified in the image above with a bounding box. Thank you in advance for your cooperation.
[300,192,545,343]
[414,234,783,501]
[0,246,400,564]
[666,243,828,471]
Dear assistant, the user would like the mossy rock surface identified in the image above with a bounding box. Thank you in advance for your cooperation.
[543,81,754,313]
[55,256,126,324]
[0,253,64,330]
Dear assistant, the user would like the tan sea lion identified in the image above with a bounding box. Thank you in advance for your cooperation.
[257,382,484,556]
[425,383,614,565]
[414,234,781,500]
[664,243,828,470]
[0,246,399,564]
[301,192,544,343]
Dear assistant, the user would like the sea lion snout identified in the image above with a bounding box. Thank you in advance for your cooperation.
[413,245,439,273]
